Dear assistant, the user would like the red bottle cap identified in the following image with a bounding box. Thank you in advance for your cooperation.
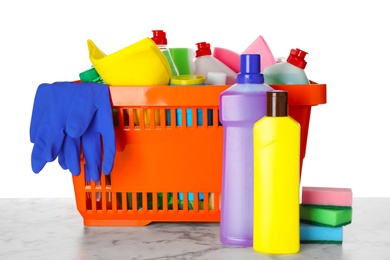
[151,30,167,45]
[287,48,308,69]
[195,42,212,57]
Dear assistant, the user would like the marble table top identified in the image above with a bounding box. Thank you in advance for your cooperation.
[1,197,389,260]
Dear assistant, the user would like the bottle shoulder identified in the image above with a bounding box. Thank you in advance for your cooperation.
[255,116,300,128]
[195,55,236,75]
[221,83,274,95]
[263,62,309,84]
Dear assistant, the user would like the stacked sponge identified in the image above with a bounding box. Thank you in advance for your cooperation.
[299,187,353,244]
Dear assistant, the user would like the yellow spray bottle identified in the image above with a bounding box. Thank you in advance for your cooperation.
[253,90,300,254]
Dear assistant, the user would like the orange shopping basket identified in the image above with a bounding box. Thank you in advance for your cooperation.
[72,85,228,226]
[72,83,326,226]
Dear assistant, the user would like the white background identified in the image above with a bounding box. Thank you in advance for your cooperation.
[1,0,388,198]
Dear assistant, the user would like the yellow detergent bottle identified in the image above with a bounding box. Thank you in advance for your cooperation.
[253,90,300,254]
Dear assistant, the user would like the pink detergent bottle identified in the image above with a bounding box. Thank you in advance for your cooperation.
[219,54,273,247]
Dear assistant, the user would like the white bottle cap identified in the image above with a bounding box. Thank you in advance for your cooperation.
[206,72,227,85]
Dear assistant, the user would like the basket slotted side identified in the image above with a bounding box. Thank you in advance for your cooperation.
[72,85,230,226]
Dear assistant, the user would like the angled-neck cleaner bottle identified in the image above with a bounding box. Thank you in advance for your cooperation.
[263,48,310,177]
[151,30,179,77]
[194,42,237,85]
[253,90,300,254]
[263,48,310,84]
[219,54,273,247]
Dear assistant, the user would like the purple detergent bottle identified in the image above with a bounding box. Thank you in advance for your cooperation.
[219,54,273,247]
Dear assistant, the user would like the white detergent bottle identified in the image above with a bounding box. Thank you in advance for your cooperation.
[263,48,310,84]
[194,42,237,85]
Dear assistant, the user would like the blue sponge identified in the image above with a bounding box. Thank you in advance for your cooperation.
[300,223,343,244]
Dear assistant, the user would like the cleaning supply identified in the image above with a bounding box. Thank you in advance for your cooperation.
[170,74,205,86]
[263,48,310,84]
[169,74,206,126]
[30,82,116,182]
[300,205,353,227]
[265,48,317,177]
[300,223,343,244]
[206,72,227,85]
[87,37,170,86]
[149,30,180,128]
[151,30,179,77]
[219,54,273,247]
[242,35,276,72]
[170,47,196,75]
[194,42,237,85]
[302,186,353,208]
[213,47,240,73]
[253,90,300,254]
[79,67,105,84]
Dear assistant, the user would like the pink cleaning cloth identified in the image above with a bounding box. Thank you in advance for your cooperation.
[213,47,240,73]
[302,187,353,207]
[242,35,276,72]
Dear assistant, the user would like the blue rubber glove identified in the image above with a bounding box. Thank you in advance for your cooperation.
[30,82,116,182]
[66,83,116,182]
[58,134,81,176]
[30,82,79,173]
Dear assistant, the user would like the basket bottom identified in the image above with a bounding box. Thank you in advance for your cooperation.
[84,219,152,227]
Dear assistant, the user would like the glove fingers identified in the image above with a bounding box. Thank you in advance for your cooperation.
[94,111,116,175]
[32,139,48,174]
[32,127,64,173]
[82,131,102,182]
[102,137,115,175]
[92,86,116,175]
[84,163,91,183]
[62,135,81,176]
[58,149,68,170]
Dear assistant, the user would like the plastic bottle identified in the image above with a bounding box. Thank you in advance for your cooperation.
[194,42,237,85]
[169,47,196,75]
[219,54,273,247]
[79,66,105,84]
[169,74,206,126]
[263,48,311,177]
[263,48,310,84]
[206,72,227,85]
[151,30,179,77]
[253,90,300,254]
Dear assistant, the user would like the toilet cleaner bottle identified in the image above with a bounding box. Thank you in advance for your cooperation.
[194,42,237,85]
[151,30,179,77]
[263,48,310,84]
